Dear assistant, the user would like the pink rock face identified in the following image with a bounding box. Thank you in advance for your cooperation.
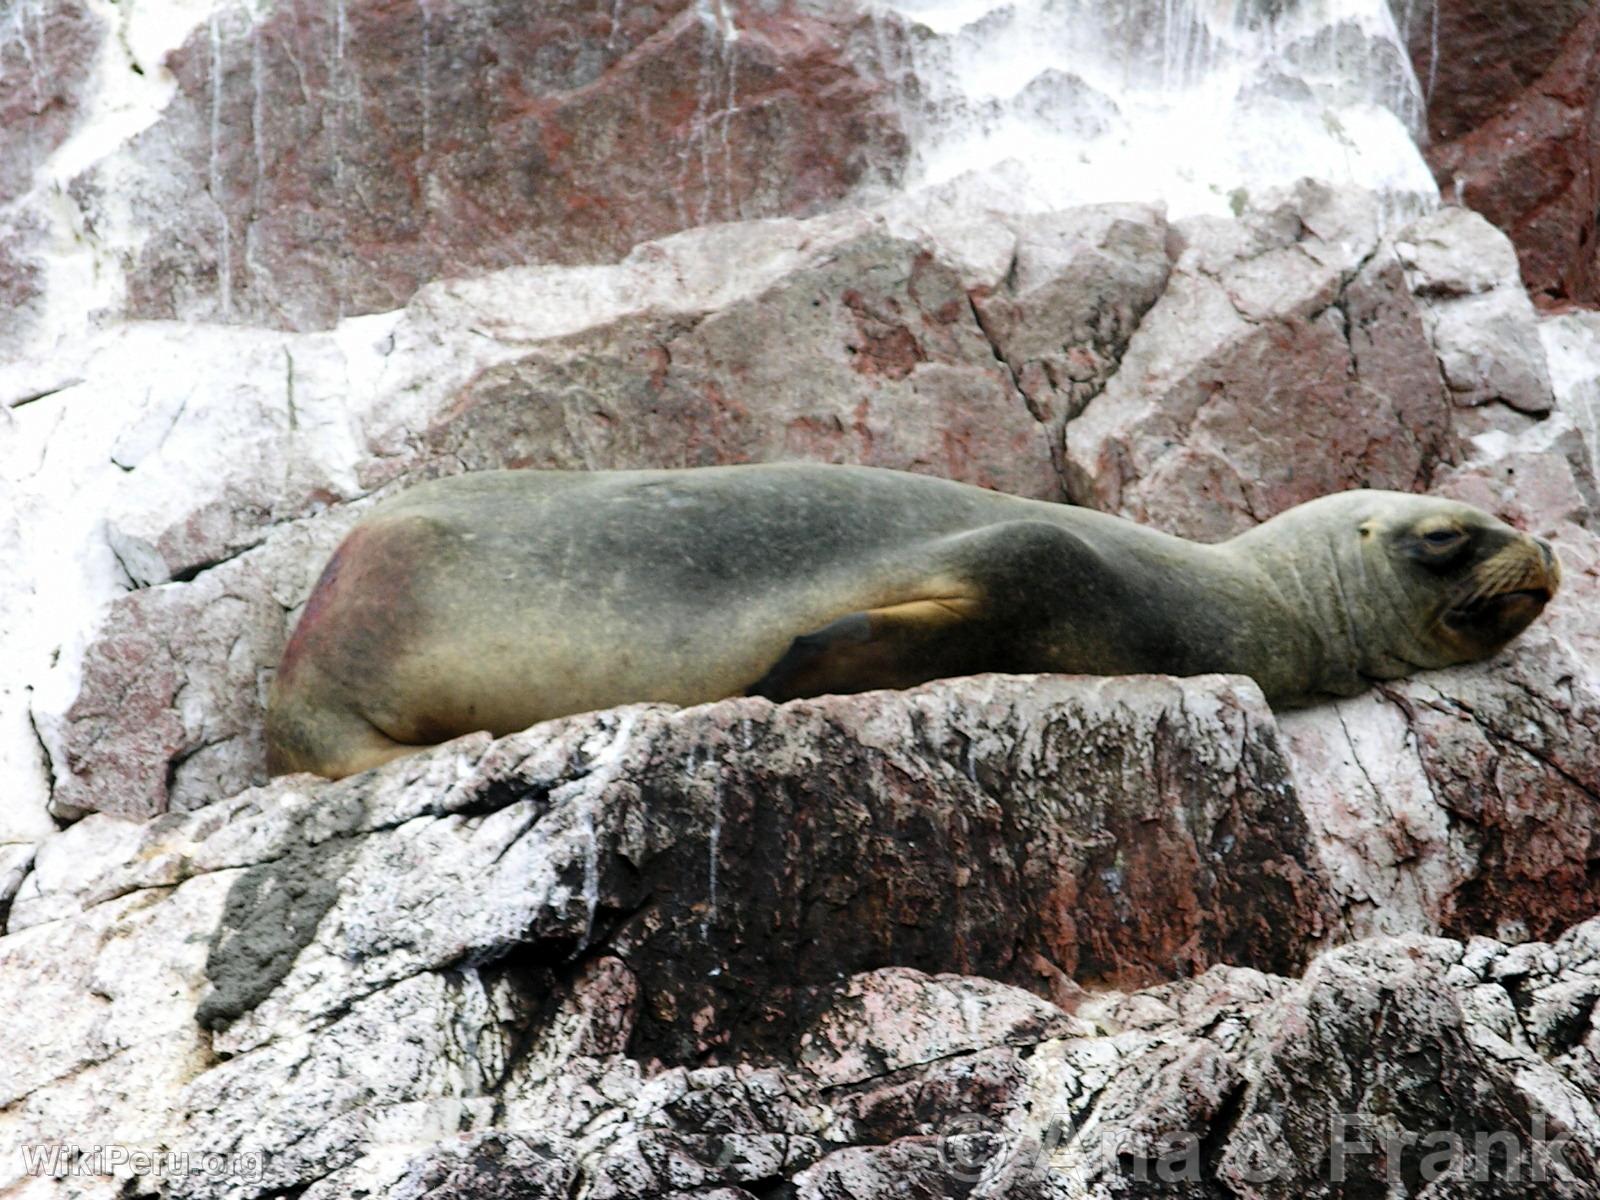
[0,208,47,351]
[50,589,189,822]
[969,204,1172,480]
[797,968,1086,1088]
[1064,188,1456,539]
[94,0,906,330]
[0,0,100,205]
[51,565,285,823]
[1404,0,1600,306]
[420,232,1061,497]
[0,0,100,346]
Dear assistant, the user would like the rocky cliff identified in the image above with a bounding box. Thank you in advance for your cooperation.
[4,1,1600,1197]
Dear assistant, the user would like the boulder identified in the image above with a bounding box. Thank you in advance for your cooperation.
[4,701,1598,1195]
[12,674,1334,1033]
[1396,205,1554,416]
[969,204,1172,480]
[420,229,1058,495]
[1398,0,1600,306]
[1064,183,1455,540]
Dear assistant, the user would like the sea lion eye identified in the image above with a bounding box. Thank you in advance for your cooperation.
[1405,523,1470,565]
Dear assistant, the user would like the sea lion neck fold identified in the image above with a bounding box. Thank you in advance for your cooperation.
[267,466,1559,778]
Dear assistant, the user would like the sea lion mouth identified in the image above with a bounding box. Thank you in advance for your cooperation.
[1447,586,1552,623]
[1442,577,1555,644]
[1432,533,1560,653]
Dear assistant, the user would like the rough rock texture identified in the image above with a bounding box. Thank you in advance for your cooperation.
[970,204,1172,481]
[1397,205,1555,416]
[3,686,1599,1196]
[0,0,103,353]
[1400,0,1600,306]
[14,675,1330,1042]
[0,0,909,359]
[0,0,100,206]
[1064,183,1457,540]
[420,228,1062,494]
[112,0,907,331]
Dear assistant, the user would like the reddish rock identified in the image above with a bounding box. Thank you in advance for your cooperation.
[89,0,907,331]
[0,0,101,205]
[797,968,1087,1088]
[535,675,1333,1061]
[0,207,47,353]
[1065,186,1456,539]
[0,0,101,352]
[12,702,1600,1198]
[1396,205,1555,414]
[1402,0,1600,306]
[45,515,350,821]
[419,231,1059,497]
[383,1133,577,1200]
[49,590,189,822]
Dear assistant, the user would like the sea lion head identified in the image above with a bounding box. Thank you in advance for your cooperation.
[1296,490,1561,681]
[1366,494,1559,670]
[1234,490,1561,697]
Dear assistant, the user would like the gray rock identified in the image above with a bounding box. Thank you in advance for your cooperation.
[0,843,35,932]
[1397,206,1555,414]
[8,664,1600,1196]
[422,228,1060,499]
[1064,182,1456,540]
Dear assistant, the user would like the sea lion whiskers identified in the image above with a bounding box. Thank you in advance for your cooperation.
[1438,557,1509,627]
[1440,542,1542,624]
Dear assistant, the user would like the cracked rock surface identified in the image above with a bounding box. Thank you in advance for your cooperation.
[3,678,1599,1196]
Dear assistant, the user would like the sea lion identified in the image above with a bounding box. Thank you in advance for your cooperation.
[266,463,1560,779]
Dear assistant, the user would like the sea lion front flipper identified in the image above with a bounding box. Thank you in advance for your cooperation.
[748,596,987,702]
[746,519,1102,703]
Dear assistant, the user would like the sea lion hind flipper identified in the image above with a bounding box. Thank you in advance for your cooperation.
[266,690,423,779]
[747,597,986,702]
